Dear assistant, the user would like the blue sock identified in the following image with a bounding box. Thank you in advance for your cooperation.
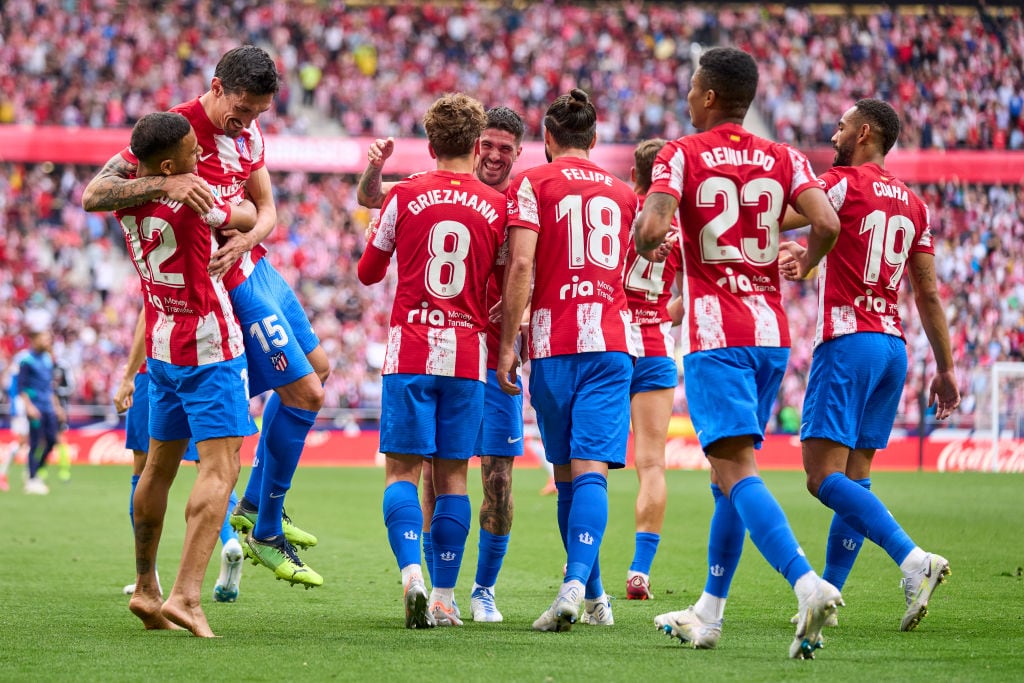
[555,481,573,549]
[818,472,915,566]
[822,478,870,589]
[565,472,607,586]
[730,476,812,587]
[431,494,471,590]
[629,532,661,575]
[475,529,510,587]
[244,392,282,507]
[421,531,434,584]
[220,490,240,546]
[705,484,745,597]
[585,555,604,600]
[129,474,140,532]
[253,403,317,540]
[382,481,423,570]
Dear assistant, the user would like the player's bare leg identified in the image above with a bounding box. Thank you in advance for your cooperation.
[479,455,514,536]
[129,438,185,630]
[161,436,241,638]
[628,387,672,599]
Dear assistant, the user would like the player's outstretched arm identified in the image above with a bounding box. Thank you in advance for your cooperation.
[82,153,215,214]
[357,137,398,209]
[909,251,960,419]
[634,192,678,253]
[791,187,840,278]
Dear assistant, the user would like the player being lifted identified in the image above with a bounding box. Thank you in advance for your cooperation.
[358,93,507,628]
[635,47,844,658]
[115,112,257,637]
[498,89,639,632]
[83,45,327,588]
[779,98,958,632]
[358,107,527,622]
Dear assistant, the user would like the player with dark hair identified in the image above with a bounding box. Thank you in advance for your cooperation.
[779,98,958,632]
[115,111,257,637]
[358,93,506,629]
[83,45,327,588]
[358,106,527,623]
[498,89,639,631]
[635,46,844,658]
[623,138,683,601]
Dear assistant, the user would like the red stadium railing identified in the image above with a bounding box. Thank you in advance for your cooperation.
[4,126,1024,182]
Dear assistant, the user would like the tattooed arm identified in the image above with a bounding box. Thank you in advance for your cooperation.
[356,137,399,209]
[909,251,960,419]
[81,152,216,214]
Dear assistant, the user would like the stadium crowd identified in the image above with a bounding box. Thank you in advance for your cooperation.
[1,158,1020,430]
[0,2,1021,149]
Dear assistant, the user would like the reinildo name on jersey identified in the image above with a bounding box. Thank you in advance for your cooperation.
[700,146,776,171]
[407,302,473,328]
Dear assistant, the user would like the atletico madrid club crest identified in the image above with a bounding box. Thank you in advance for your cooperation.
[270,351,288,372]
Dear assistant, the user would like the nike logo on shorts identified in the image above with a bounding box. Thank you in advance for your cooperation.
[507,436,523,444]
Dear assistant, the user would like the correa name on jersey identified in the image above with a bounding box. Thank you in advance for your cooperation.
[406,188,501,224]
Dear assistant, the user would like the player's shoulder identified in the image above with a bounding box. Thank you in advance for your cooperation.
[168,98,203,123]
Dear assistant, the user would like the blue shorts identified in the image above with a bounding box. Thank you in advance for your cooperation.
[630,355,678,395]
[801,333,907,450]
[380,374,484,460]
[125,373,199,460]
[474,369,524,456]
[529,352,632,469]
[230,259,319,397]
[147,357,256,443]
[683,346,789,452]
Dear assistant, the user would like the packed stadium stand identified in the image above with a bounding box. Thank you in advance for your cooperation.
[0,2,1021,433]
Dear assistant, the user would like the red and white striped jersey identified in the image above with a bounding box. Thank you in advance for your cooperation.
[507,157,639,360]
[121,97,267,291]
[116,196,244,366]
[649,123,820,354]
[358,170,506,381]
[624,194,683,358]
[813,163,933,345]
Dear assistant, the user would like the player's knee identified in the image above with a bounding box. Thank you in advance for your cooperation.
[280,376,325,412]
[483,466,512,501]
[805,470,826,498]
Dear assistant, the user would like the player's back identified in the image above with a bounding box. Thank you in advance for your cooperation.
[508,156,638,359]
[651,123,819,353]
[375,170,506,380]
[814,163,933,344]
[116,198,244,366]
[625,195,682,357]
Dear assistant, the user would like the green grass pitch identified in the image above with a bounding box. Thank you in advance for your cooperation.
[1,465,1020,682]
